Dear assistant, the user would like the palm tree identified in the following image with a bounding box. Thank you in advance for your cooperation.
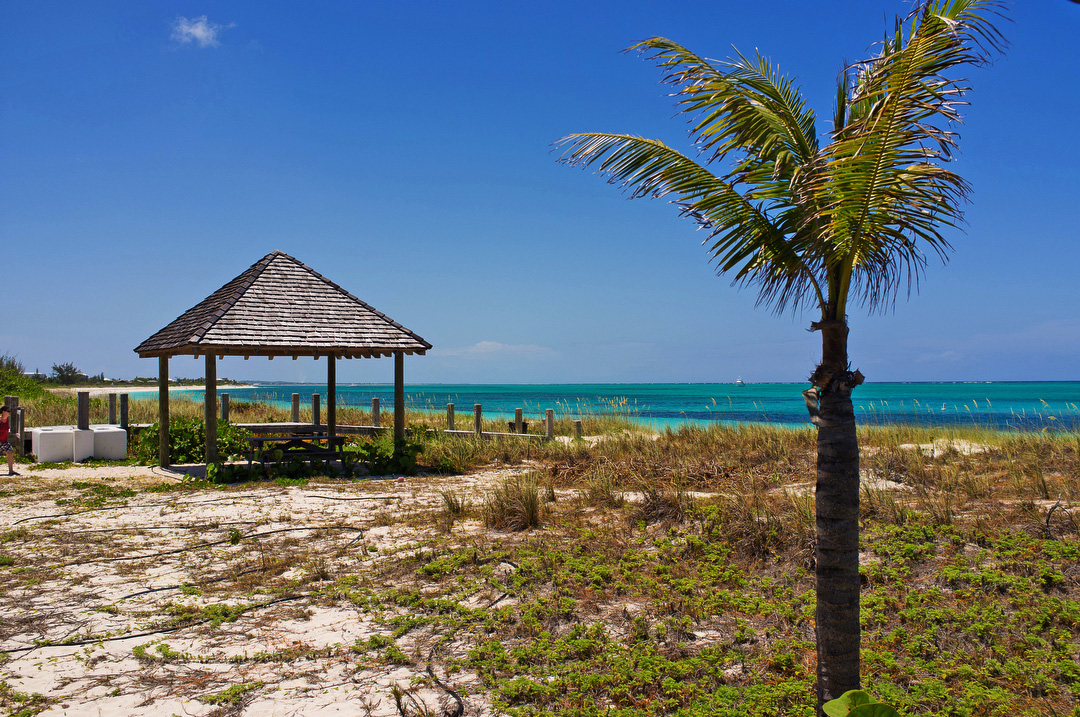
[557,0,1004,708]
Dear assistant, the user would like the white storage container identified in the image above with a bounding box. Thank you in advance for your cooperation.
[72,429,94,462]
[32,427,75,463]
[90,425,128,460]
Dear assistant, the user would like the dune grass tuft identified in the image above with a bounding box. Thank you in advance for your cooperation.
[483,473,545,531]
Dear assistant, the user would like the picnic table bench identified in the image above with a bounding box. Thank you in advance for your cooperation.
[246,434,347,469]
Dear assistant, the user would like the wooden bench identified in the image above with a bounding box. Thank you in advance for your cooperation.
[246,434,347,469]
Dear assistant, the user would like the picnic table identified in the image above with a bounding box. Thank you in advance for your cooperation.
[246,434,347,469]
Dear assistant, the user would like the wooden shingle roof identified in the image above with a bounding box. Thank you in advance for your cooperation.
[134,251,431,358]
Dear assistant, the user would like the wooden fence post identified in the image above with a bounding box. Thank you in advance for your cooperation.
[545,409,554,440]
[446,403,455,431]
[312,394,321,427]
[574,420,582,441]
[221,393,229,422]
[108,394,117,424]
[77,391,90,430]
[474,404,482,437]
[291,393,300,423]
[372,397,380,428]
[514,408,523,434]
[120,394,129,432]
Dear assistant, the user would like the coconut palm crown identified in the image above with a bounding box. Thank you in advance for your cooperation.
[557,0,1005,708]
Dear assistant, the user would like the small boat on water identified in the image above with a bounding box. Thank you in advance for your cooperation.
[735,377,745,386]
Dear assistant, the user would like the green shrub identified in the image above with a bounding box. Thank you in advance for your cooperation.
[0,354,49,401]
[133,418,251,464]
[824,690,901,717]
[348,435,421,475]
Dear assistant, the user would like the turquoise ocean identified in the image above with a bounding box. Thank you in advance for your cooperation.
[166,382,1080,432]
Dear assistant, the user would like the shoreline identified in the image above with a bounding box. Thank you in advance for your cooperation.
[45,384,255,399]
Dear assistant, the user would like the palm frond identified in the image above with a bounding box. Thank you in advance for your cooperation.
[554,0,1006,322]
[555,133,825,312]
[817,0,1006,316]
[633,38,819,177]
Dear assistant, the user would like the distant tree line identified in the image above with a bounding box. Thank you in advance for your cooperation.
[1,354,236,387]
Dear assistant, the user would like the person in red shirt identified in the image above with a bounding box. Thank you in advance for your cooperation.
[0,406,16,475]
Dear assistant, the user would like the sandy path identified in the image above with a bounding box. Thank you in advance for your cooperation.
[0,464,530,716]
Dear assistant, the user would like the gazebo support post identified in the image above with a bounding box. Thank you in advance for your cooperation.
[158,355,170,467]
[205,352,217,464]
[394,351,405,444]
[327,354,337,438]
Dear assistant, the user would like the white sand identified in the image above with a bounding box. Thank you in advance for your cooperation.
[0,464,525,716]
[897,438,991,458]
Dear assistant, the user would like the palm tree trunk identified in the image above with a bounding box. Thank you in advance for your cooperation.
[808,319,863,711]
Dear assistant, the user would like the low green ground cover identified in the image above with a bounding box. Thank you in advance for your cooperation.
[320,425,1078,716]
[323,499,1079,716]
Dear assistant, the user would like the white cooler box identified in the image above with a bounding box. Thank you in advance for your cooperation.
[90,425,128,460]
[31,427,99,462]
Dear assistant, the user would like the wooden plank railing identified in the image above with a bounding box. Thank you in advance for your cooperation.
[122,399,568,443]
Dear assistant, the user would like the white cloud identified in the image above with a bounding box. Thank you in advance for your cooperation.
[171,16,234,48]
[432,341,557,360]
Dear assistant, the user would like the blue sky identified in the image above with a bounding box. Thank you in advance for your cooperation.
[2,1,1077,385]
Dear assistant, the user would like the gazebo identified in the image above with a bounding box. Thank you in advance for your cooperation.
[134,250,431,466]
